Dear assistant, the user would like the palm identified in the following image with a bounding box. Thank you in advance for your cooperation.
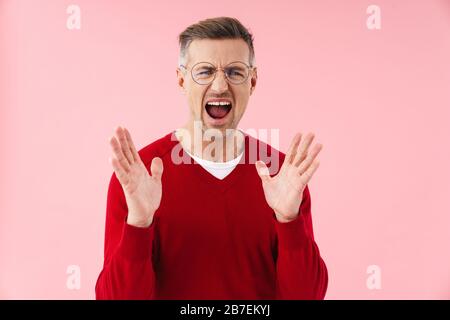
[109,126,164,227]
[122,161,162,220]
[261,163,305,220]
[256,132,322,223]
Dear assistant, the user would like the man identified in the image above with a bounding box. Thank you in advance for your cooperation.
[95,17,328,300]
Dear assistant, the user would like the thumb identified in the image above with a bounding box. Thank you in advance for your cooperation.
[150,157,164,180]
[255,161,271,183]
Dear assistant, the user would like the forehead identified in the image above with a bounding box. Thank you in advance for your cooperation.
[186,38,250,66]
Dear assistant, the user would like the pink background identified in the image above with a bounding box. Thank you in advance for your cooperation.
[1,0,449,299]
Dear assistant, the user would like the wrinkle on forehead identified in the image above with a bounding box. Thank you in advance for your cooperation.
[185,38,251,67]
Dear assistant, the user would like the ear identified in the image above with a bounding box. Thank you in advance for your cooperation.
[250,67,257,95]
[176,68,186,95]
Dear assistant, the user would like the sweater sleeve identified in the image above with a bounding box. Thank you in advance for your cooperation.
[274,185,328,300]
[95,173,156,300]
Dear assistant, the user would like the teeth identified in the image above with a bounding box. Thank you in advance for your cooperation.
[207,101,231,106]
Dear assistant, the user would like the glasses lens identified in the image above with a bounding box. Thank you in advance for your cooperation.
[224,62,249,84]
[192,62,216,84]
[190,62,250,84]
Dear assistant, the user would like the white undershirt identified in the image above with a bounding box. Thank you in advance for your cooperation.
[185,149,243,180]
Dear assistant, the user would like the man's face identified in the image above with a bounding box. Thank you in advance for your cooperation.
[177,38,257,134]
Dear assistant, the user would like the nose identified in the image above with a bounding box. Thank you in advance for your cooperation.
[210,69,229,93]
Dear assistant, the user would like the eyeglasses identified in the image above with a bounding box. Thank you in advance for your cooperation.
[179,61,254,85]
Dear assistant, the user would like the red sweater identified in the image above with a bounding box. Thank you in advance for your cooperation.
[95,131,328,300]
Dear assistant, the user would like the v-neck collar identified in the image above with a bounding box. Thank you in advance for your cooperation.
[168,130,252,193]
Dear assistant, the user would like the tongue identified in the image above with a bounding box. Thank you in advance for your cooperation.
[207,105,229,119]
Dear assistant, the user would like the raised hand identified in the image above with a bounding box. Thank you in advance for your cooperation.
[109,126,164,228]
[255,132,322,223]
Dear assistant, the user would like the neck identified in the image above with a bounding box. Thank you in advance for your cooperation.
[176,121,245,162]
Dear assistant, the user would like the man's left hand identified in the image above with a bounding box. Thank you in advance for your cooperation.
[256,132,322,223]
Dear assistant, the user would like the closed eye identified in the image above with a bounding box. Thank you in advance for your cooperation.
[195,68,215,76]
[226,68,245,77]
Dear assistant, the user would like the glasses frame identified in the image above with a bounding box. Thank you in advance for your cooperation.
[179,61,255,85]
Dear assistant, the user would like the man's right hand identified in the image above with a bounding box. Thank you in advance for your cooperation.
[109,126,164,228]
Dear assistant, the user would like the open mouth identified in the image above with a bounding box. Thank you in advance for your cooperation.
[205,101,232,119]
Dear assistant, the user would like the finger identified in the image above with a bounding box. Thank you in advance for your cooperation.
[115,126,134,164]
[124,127,140,162]
[150,157,164,180]
[297,143,322,176]
[109,136,131,172]
[300,160,320,185]
[110,156,129,186]
[255,160,271,183]
[293,132,315,167]
[285,133,302,165]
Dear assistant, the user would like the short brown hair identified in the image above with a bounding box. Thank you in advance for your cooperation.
[178,17,255,66]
